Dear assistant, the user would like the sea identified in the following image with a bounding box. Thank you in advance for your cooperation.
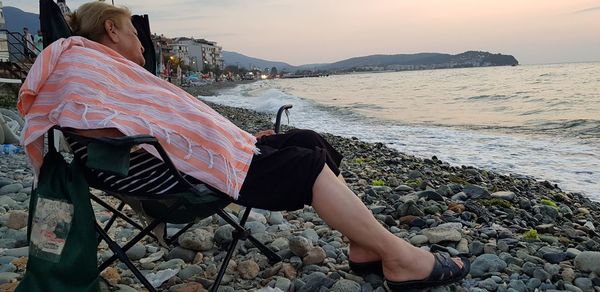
[200,63,600,200]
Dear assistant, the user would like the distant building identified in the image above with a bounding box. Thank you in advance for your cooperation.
[169,42,189,65]
[174,37,223,72]
[0,1,8,62]
[151,34,174,77]
[199,39,223,71]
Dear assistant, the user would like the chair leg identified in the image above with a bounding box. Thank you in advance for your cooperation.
[244,234,282,264]
[95,223,157,292]
[215,209,282,263]
[103,201,126,232]
[97,201,126,244]
[165,221,195,245]
[98,200,186,271]
[211,232,241,292]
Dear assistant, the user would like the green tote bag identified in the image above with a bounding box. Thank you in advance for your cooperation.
[17,150,100,292]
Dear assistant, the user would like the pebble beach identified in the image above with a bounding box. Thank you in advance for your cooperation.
[1,83,600,292]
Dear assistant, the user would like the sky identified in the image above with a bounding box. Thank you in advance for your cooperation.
[5,0,600,65]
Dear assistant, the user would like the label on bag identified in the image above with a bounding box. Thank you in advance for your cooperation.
[29,197,74,263]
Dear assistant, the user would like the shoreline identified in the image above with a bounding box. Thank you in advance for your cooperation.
[0,83,599,291]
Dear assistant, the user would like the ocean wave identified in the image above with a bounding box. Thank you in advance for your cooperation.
[466,94,512,101]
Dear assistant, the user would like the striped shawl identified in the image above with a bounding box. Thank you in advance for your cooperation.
[18,36,257,199]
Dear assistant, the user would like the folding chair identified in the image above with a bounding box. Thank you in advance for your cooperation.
[37,0,293,290]
[49,104,289,291]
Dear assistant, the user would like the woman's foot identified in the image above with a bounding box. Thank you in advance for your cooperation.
[382,243,465,283]
[383,253,470,291]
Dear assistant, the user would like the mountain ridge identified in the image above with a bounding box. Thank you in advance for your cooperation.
[3,6,40,33]
[225,51,519,72]
[3,6,519,72]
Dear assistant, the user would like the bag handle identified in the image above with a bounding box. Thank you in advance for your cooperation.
[48,129,58,154]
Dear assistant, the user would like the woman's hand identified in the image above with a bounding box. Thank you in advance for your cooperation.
[255,129,275,139]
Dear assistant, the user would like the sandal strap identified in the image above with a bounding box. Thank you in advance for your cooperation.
[428,253,463,282]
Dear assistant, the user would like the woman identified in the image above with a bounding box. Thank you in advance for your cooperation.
[18,2,469,291]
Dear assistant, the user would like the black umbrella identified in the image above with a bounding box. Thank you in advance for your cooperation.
[132,14,157,75]
[39,0,72,48]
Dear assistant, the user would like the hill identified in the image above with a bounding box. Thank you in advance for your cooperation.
[3,6,40,33]
[321,51,519,72]
[224,51,518,73]
[223,51,298,72]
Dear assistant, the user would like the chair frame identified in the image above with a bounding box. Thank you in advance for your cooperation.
[47,104,292,292]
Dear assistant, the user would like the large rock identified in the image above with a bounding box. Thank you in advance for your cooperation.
[0,272,19,284]
[491,191,516,202]
[0,183,22,196]
[6,211,28,230]
[463,185,490,199]
[125,243,146,261]
[214,225,234,245]
[178,228,214,251]
[299,272,335,292]
[470,254,507,277]
[0,178,15,188]
[397,201,424,217]
[422,223,463,243]
[574,251,600,273]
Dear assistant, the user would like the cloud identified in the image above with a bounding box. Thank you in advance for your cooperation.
[573,6,600,14]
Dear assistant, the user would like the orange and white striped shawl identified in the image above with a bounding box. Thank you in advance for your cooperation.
[18,36,257,199]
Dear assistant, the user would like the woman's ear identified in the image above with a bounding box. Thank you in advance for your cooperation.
[104,19,119,43]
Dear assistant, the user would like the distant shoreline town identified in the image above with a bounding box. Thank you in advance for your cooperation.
[0,2,519,83]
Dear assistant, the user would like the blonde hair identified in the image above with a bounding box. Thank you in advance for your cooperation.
[68,1,131,42]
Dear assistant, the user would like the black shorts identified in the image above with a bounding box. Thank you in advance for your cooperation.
[67,129,342,212]
[236,129,343,211]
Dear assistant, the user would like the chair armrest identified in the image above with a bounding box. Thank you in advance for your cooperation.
[274,104,293,134]
[53,126,189,187]
[88,135,159,147]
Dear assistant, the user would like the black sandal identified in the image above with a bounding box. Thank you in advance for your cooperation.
[349,260,383,276]
[383,253,470,291]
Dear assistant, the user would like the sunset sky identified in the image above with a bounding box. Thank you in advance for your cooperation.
[5,0,600,65]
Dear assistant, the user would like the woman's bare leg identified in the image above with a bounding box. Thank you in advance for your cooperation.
[337,173,382,263]
[313,165,462,282]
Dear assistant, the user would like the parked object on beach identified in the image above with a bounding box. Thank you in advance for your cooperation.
[1,144,22,154]
[0,113,19,145]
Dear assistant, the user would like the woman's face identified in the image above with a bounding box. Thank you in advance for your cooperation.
[111,15,145,66]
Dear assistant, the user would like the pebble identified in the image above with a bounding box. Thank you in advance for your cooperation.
[238,260,260,279]
[330,279,361,292]
[166,246,196,263]
[289,236,312,257]
[302,247,326,265]
[410,234,429,245]
[268,212,285,225]
[177,264,202,281]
